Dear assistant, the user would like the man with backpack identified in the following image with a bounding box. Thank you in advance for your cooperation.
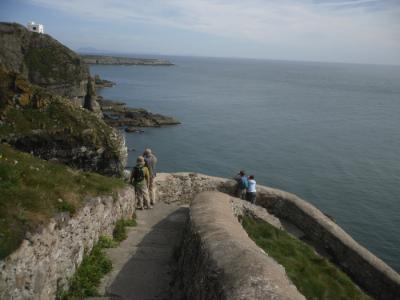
[143,148,157,206]
[130,156,151,209]
[234,170,249,200]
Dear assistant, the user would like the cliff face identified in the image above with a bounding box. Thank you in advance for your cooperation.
[0,22,90,104]
[0,22,126,175]
[0,67,127,176]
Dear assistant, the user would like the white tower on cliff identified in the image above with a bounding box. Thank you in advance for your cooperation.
[27,21,44,34]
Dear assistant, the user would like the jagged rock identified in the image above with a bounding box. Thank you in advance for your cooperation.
[94,74,115,88]
[0,69,127,176]
[99,99,180,128]
[84,77,102,116]
[124,127,143,133]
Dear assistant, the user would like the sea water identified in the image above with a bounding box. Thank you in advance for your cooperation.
[90,56,400,271]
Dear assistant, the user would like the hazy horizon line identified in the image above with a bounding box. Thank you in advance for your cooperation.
[77,48,400,68]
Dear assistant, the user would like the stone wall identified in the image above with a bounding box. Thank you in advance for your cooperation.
[155,172,234,204]
[155,172,400,300]
[255,186,400,300]
[0,187,135,300]
[176,191,305,300]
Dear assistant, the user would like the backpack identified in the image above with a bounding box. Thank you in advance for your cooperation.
[132,166,145,183]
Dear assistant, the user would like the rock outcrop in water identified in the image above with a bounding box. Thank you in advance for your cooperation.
[81,54,173,66]
[94,74,115,88]
[99,98,181,128]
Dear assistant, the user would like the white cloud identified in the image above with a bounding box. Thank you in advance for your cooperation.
[29,0,400,64]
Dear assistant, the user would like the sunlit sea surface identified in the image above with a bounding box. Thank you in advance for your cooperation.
[90,56,400,271]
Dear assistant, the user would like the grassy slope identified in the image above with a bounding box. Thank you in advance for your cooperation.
[0,98,116,150]
[242,216,371,300]
[0,144,126,259]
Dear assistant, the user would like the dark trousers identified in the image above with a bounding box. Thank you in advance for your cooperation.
[246,192,256,204]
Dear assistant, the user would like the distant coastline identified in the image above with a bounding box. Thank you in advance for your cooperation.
[81,54,174,66]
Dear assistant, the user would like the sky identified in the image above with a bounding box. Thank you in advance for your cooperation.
[1,0,399,65]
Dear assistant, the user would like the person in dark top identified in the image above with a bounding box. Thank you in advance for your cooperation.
[234,170,248,200]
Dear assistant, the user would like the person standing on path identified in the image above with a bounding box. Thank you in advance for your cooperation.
[247,175,257,204]
[130,156,151,209]
[143,148,158,205]
[234,170,248,200]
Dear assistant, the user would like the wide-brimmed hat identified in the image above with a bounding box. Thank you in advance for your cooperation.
[136,156,145,165]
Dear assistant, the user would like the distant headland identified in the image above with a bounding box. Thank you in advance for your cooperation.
[81,54,174,66]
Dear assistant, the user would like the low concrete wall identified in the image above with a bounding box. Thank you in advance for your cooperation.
[155,173,400,300]
[0,187,135,300]
[177,191,305,300]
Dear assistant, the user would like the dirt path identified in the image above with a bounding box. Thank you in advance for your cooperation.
[89,202,188,300]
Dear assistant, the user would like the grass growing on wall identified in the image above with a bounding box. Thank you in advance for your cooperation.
[242,216,372,300]
[60,219,137,299]
[113,218,137,242]
[0,144,126,259]
[61,241,112,299]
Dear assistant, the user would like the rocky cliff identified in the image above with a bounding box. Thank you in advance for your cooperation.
[0,67,127,176]
[0,22,92,106]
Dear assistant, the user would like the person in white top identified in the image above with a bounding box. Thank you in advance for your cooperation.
[246,175,257,204]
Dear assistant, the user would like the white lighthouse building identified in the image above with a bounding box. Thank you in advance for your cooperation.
[27,22,44,34]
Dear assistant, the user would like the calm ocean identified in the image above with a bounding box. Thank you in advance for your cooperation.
[90,56,400,272]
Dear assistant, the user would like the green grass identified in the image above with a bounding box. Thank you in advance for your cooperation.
[0,144,126,259]
[242,216,372,300]
[58,237,113,299]
[97,235,118,249]
[0,98,115,148]
[113,218,137,242]
[24,46,83,84]
[59,217,137,299]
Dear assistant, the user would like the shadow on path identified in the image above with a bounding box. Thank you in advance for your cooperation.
[106,207,188,300]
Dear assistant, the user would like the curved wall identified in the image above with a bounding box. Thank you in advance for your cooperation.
[177,191,305,300]
[155,172,400,300]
